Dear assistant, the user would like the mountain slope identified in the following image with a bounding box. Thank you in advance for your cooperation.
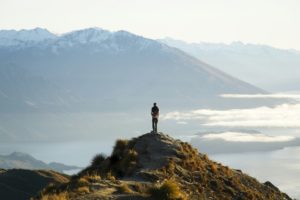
[34,132,292,200]
[160,38,300,92]
[0,152,81,172]
[0,28,281,112]
[0,169,69,200]
[0,63,76,112]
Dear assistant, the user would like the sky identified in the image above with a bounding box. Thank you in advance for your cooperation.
[0,0,299,50]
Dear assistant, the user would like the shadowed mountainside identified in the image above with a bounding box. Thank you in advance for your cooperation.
[0,169,69,200]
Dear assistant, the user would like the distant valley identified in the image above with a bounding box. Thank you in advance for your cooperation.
[0,152,81,172]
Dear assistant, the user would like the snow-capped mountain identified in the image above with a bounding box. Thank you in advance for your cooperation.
[0,27,158,52]
[48,29,159,53]
[0,27,269,110]
[159,38,300,92]
[0,27,285,142]
[0,28,56,47]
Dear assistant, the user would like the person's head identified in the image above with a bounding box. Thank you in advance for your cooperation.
[153,102,157,106]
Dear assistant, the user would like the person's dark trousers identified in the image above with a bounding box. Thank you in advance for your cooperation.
[152,118,158,132]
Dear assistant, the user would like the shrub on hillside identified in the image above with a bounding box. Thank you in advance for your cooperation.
[149,180,187,200]
[75,186,90,194]
[112,139,128,156]
[117,183,133,194]
[39,192,68,200]
[91,153,107,167]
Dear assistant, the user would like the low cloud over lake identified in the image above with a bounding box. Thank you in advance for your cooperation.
[162,103,300,128]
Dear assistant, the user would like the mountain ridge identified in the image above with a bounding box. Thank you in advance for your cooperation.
[0,152,81,173]
[159,37,300,92]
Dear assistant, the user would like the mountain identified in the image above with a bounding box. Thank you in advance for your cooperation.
[159,38,300,92]
[33,132,292,200]
[0,27,277,112]
[0,168,69,200]
[0,152,81,172]
[0,27,287,142]
[0,27,56,47]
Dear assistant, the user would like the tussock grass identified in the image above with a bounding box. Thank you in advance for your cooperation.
[40,192,68,200]
[117,184,133,194]
[75,177,89,187]
[75,186,90,194]
[149,180,187,200]
[210,163,218,174]
[106,171,116,181]
[91,154,106,167]
[112,139,129,156]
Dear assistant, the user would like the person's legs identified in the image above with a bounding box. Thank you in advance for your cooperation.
[154,118,158,132]
[152,118,155,132]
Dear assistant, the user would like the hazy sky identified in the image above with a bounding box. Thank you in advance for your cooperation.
[0,0,299,49]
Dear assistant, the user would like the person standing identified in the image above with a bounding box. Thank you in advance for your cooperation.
[151,103,159,132]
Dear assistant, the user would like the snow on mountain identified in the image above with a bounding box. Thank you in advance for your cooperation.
[60,28,111,44]
[0,28,56,46]
[0,27,154,46]
[51,28,160,53]
[0,27,161,54]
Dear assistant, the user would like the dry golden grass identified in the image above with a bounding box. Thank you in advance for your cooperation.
[76,177,89,187]
[149,180,187,200]
[84,174,101,183]
[203,154,209,161]
[222,166,233,177]
[118,184,133,194]
[119,149,138,174]
[132,182,148,193]
[75,186,90,194]
[210,163,218,174]
[40,192,69,200]
[167,158,175,176]
[106,171,116,181]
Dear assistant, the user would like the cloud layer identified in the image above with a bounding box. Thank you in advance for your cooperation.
[162,103,300,128]
[221,93,300,99]
[202,131,295,142]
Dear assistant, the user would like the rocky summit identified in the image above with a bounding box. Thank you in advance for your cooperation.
[34,132,292,200]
